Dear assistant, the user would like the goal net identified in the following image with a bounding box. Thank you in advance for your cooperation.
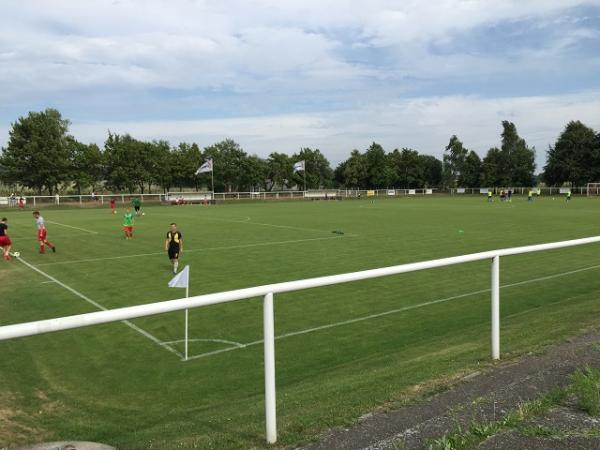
[586,183,600,196]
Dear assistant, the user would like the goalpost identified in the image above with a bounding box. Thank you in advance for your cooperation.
[586,183,600,196]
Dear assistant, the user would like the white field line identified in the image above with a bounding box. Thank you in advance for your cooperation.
[197,214,358,236]
[35,235,352,267]
[14,255,182,358]
[183,263,600,361]
[45,220,99,234]
[162,338,246,348]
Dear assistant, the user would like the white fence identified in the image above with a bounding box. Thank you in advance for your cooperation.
[1,187,593,208]
[2,236,600,443]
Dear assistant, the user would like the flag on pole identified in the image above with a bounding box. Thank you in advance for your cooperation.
[293,160,305,173]
[168,265,190,288]
[195,159,213,174]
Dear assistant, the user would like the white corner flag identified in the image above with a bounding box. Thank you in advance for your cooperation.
[168,265,191,360]
[195,159,213,175]
[168,265,190,289]
[293,160,305,173]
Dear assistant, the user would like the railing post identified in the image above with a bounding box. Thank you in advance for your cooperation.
[263,292,277,444]
[491,255,500,360]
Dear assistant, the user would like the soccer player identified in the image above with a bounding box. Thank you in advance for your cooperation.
[123,208,135,239]
[132,197,142,216]
[110,197,117,214]
[566,191,572,202]
[165,223,183,274]
[487,191,493,202]
[33,211,56,254]
[0,217,12,261]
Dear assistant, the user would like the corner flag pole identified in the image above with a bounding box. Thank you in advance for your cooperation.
[185,276,189,361]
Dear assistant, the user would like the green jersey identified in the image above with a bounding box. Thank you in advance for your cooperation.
[132,198,141,208]
[123,212,134,226]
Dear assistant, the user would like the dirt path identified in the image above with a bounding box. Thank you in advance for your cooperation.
[300,331,600,450]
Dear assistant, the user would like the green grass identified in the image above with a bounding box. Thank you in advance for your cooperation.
[1,196,600,449]
[571,367,600,416]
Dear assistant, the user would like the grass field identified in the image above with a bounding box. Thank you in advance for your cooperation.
[1,195,600,449]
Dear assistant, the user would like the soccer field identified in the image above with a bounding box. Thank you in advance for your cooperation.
[1,196,600,449]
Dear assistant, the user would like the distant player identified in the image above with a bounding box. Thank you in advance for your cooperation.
[18,197,25,209]
[566,191,572,202]
[507,189,513,202]
[33,211,56,254]
[487,191,493,202]
[123,208,135,239]
[110,197,117,214]
[528,191,533,202]
[132,197,142,216]
[165,223,183,274]
[0,217,12,261]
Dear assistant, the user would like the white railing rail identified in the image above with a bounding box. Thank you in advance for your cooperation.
[2,236,600,443]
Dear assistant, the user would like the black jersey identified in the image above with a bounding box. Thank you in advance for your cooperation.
[0,223,7,236]
[166,231,183,249]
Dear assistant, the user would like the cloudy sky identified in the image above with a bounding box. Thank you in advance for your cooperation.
[1,0,600,170]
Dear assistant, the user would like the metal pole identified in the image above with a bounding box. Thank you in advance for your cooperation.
[185,278,190,361]
[263,292,277,444]
[491,255,500,360]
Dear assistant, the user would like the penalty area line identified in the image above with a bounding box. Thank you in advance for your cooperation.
[14,255,182,358]
[183,262,600,361]
[36,235,353,267]
[45,220,99,234]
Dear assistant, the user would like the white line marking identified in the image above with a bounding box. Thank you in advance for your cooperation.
[14,255,182,358]
[40,280,57,284]
[45,220,99,234]
[200,215,357,235]
[162,338,246,348]
[184,263,600,361]
[36,235,352,267]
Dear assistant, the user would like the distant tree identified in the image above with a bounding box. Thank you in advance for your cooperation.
[337,150,368,188]
[443,135,468,188]
[482,147,502,186]
[419,154,443,187]
[104,132,145,193]
[364,142,387,188]
[266,152,292,191]
[203,139,248,192]
[0,108,71,194]
[460,151,482,187]
[291,148,333,189]
[543,121,598,186]
[498,121,535,186]
[67,137,104,194]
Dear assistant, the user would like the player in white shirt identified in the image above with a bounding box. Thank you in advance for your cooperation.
[33,211,56,254]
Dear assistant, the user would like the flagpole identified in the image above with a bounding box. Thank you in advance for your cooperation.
[185,275,189,361]
[211,163,215,199]
[304,169,306,192]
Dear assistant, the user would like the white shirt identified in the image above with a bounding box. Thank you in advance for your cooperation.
[36,216,45,230]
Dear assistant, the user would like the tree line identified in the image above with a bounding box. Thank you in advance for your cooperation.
[0,109,598,195]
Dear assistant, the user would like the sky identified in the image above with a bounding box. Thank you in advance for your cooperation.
[1,0,600,170]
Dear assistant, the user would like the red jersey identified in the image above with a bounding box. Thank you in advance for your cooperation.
[110,199,116,208]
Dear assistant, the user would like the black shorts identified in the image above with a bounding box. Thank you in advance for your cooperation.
[134,206,140,212]
[168,246,180,259]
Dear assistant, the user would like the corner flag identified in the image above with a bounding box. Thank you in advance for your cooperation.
[169,265,191,360]
[195,159,213,174]
[293,160,305,173]
[168,265,190,289]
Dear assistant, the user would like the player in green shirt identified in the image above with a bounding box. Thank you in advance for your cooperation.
[132,197,142,216]
[123,208,135,239]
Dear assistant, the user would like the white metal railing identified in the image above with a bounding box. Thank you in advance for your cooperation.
[2,236,600,443]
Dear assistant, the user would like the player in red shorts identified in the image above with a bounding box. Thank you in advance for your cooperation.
[0,217,12,261]
[33,211,56,254]
[110,197,117,214]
